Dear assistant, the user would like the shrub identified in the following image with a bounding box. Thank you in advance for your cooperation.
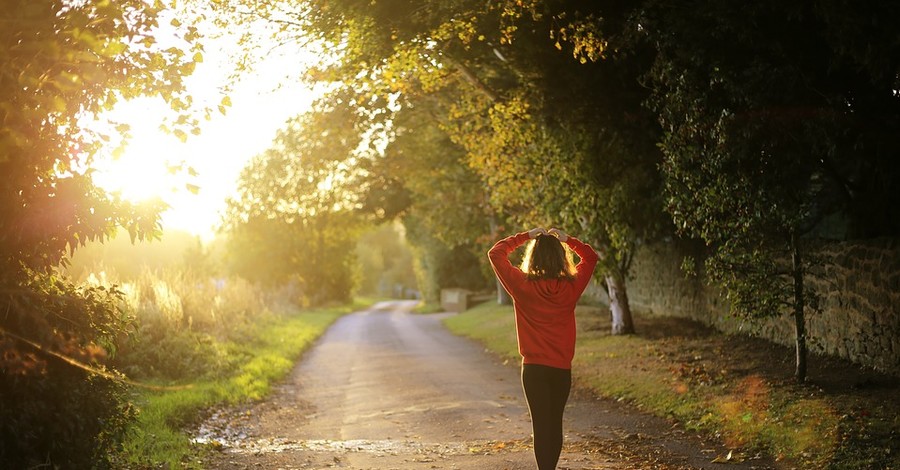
[88,267,275,382]
[0,272,136,468]
[2,367,137,469]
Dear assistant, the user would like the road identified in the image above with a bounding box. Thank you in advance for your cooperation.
[198,301,775,469]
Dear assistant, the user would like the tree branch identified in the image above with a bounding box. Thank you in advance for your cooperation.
[439,53,501,103]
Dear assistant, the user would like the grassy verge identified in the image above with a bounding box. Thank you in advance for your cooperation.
[411,301,445,314]
[117,299,374,469]
[444,302,899,469]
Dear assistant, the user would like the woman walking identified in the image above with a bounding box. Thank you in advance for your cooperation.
[488,227,599,470]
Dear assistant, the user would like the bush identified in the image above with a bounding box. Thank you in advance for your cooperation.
[0,352,136,468]
[0,269,138,468]
[88,267,275,382]
[0,262,293,467]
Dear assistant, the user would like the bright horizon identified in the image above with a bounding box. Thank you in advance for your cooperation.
[90,17,323,242]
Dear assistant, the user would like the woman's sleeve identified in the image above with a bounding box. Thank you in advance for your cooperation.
[566,237,599,294]
[487,232,530,296]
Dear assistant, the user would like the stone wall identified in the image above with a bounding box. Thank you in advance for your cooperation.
[619,239,900,376]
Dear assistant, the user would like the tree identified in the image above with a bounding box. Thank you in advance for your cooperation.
[369,98,498,304]
[354,222,417,298]
[433,13,666,332]
[428,1,666,333]
[0,0,203,465]
[639,0,900,381]
[211,0,670,333]
[222,98,366,305]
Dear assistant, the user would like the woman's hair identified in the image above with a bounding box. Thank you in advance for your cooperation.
[520,234,577,281]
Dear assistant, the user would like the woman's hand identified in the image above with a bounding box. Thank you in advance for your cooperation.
[548,228,569,242]
[527,227,548,239]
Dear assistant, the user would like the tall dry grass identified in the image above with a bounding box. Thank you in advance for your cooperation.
[81,265,293,382]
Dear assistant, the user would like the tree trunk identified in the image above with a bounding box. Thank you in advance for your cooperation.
[606,273,635,335]
[486,212,511,305]
[791,234,808,383]
[496,279,511,305]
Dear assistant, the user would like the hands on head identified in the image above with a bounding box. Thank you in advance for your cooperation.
[527,227,548,239]
[548,228,568,242]
[527,227,569,242]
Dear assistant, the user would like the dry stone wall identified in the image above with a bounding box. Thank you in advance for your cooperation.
[618,239,900,376]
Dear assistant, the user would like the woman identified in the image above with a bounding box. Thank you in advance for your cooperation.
[488,227,599,470]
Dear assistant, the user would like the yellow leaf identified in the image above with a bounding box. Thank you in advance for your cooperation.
[52,96,67,113]
[711,450,742,463]
[104,40,127,57]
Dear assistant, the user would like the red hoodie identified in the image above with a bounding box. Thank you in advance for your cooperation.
[488,232,599,370]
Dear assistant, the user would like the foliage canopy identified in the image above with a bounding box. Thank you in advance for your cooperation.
[1,0,204,465]
[223,99,366,304]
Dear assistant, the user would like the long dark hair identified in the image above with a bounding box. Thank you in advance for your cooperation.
[520,234,576,281]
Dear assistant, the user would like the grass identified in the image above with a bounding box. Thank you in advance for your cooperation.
[117,299,375,469]
[442,302,519,359]
[444,302,900,470]
[411,301,445,314]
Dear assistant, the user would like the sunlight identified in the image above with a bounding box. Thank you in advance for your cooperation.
[91,98,188,203]
[88,15,326,241]
[95,158,178,203]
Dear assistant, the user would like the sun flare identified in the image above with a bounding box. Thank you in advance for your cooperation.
[87,16,325,241]
[91,102,189,204]
[89,79,320,240]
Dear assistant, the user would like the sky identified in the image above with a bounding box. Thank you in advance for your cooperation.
[91,15,323,242]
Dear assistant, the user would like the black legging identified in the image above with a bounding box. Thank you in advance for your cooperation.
[521,363,572,470]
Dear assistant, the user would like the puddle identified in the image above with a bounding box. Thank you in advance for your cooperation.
[192,408,251,448]
[193,410,530,458]
[208,437,469,456]
[192,404,533,458]
[194,434,534,458]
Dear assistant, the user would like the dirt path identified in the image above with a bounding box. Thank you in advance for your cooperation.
[197,301,776,469]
